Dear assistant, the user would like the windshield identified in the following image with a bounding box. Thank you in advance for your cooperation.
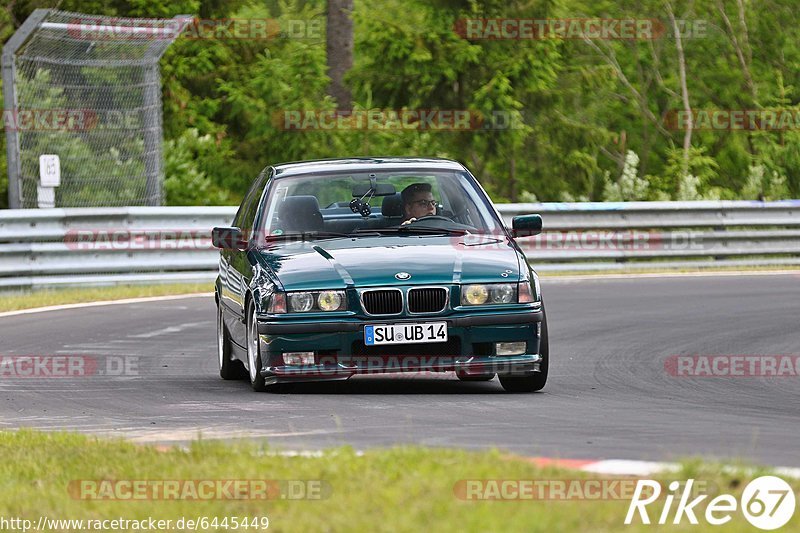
[256,170,502,240]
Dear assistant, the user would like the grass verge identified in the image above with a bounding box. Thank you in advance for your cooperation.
[0,430,797,532]
[0,283,212,313]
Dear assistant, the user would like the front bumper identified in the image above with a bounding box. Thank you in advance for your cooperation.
[263,354,541,383]
[256,307,543,384]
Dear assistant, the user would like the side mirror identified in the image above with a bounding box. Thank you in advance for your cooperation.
[511,214,542,238]
[212,227,246,250]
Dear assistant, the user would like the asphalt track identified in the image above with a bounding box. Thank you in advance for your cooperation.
[1,273,798,467]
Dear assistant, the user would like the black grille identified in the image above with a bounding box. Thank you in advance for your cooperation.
[408,288,447,313]
[362,289,402,314]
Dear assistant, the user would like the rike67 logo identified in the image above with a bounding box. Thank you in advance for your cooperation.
[626,476,796,530]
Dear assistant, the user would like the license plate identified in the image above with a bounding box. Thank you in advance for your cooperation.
[364,322,448,346]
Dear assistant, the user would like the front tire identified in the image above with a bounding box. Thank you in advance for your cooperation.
[499,307,549,393]
[218,303,246,380]
[246,301,268,392]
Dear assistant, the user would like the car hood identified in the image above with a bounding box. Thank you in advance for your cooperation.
[253,235,524,290]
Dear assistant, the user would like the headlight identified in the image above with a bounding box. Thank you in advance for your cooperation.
[317,290,344,311]
[463,284,489,305]
[461,284,518,306]
[490,284,515,303]
[284,290,347,313]
[288,292,314,312]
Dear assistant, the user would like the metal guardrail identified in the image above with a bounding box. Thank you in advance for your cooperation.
[504,200,800,272]
[0,207,232,289]
[1,201,800,289]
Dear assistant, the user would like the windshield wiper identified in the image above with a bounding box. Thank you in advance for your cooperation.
[351,227,399,235]
[398,226,469,236]
[263,231,353,243]
[347,229,383,237]
[351,226,468,236]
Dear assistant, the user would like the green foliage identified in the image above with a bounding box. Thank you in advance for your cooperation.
[742,164,790,201]
[164,128,233,205]
[2,0,799,207]
[663,147,721,201]
[603,150,648,201]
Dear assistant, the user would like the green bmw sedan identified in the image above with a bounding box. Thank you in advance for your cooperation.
[213,157,547,392]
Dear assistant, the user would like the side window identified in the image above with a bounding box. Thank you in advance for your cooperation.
[242,191,261,234]
[234,169,269,237]
[233,181,257,228]
[232,193,246,228]
[232,203,247,229]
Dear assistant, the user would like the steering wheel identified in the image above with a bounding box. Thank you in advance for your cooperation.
[406,215,477,233]
[409,215,454,223]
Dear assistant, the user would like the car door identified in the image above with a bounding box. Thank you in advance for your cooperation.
[220,169,271,346]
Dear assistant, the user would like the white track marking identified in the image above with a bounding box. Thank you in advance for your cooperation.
[0,293,212,318]
[545,270,800,282]
[579,459,800,479]
[580,459,677,476]
[118,428,333,443]
[128,321,210,338]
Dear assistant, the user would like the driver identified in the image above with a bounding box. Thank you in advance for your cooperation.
[400,183,437,224]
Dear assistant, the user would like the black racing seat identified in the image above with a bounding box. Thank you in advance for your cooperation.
[278,195,324,233]
[381,193,404,218]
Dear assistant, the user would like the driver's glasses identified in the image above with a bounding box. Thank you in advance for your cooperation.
[413,199,438,208]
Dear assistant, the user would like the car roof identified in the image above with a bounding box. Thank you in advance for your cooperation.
[271,157,467,178]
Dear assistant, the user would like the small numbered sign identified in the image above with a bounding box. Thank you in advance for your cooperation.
[39,154,61,187]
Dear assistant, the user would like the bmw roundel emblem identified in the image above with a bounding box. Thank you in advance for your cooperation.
[395,272,411,280]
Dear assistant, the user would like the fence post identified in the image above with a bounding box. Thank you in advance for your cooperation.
[2,9,49,209]
[142,61,163,206]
